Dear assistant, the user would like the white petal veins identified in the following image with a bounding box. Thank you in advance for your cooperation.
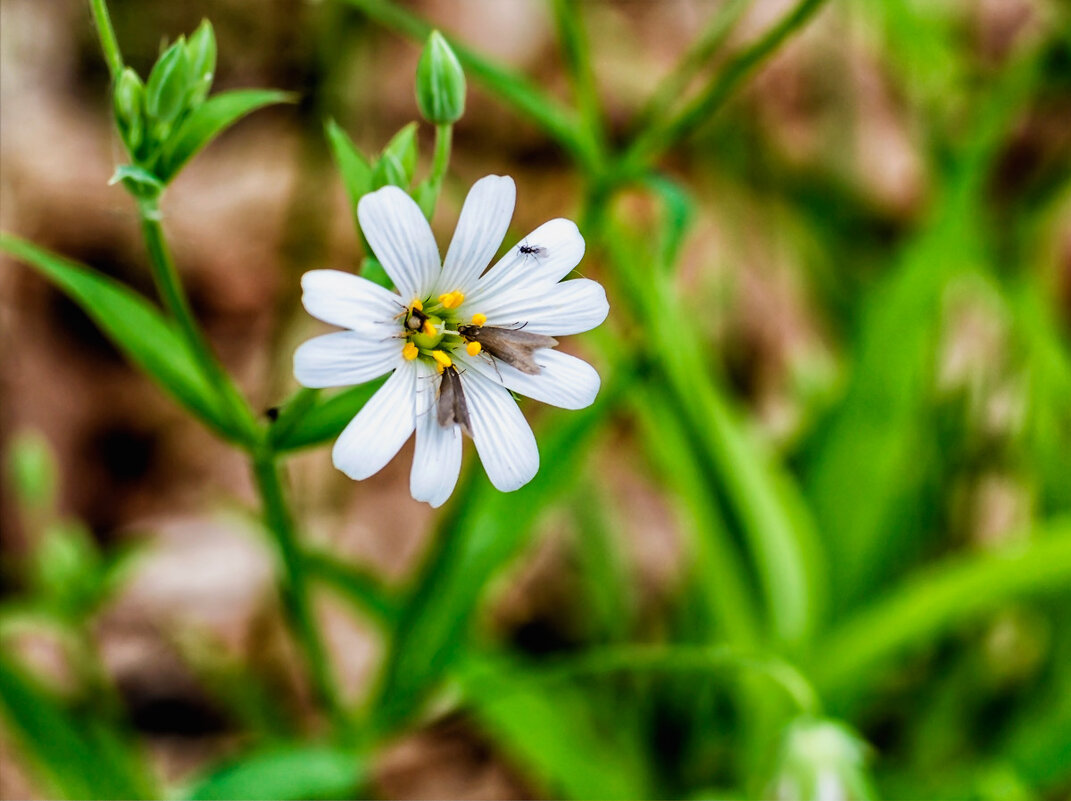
[464,218,585,306]
[478,278,609,336]
[294,331,401,388]
[461,369,539,492]
[357,186,441,300]
[331,361,417,480]
[301,270,400,334]
[410,361,463,507]
[437,175,516,295]
[456,348,600,410]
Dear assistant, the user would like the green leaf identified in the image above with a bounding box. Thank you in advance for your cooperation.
[813,518,1071,700]
[456,653,649,799]
[359,255,393,290]
[108,164,164,197]
[304,549,399,624]
[382,121,419,184]
[0,654,155,800]
[184,744,365,800]
[271,379,385,451]
[325,118,373,218]
[371,152,407,189]
[0,235,235,439]
[155,89,292,183]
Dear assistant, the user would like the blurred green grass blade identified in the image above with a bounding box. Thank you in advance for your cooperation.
[184,743,366,800]
[0,654,155,800]
[303,548,400,624]
[372,366,630,729]
[335,0,593,166]
[325,119,373,218]
[813,518,1071,701]
[271,379,384,451]
[570,482,635,643]
[0,235,237,440]
[456,653,649,799]
[155,89,292,183]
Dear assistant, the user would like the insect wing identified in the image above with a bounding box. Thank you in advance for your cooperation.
[475,327,558,375]
[437,367,471,434]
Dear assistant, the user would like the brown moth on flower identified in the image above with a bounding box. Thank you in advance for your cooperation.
[457,324,558,376]
[436,364,472,435]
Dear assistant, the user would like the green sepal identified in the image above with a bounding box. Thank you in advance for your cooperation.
[186,20,217,106]
[382,122,419,185]
[325,118,372,217]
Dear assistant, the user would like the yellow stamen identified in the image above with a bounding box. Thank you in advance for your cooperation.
[438,290,465,310]
[466,341,482,357]
[410,299,423,311]
[431,350,453,369]
[436,362,445,374]
[471,312,487,327]
[422,319,437,336]
[402,342,419,361]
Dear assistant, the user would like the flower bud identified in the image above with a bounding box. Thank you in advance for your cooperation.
[415,31,466,125]
[146,39,192,131]
[113,67,145,154]
[769,718,876,801]
[186,19,217,105]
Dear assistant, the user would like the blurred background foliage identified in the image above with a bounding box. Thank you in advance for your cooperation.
[1,0,1070,798]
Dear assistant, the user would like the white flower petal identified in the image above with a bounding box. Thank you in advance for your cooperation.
[478,278,609,336]
[456,349,600,410]
[357,186,441,300]
[410,361,463,507]
[332,361,416,480]
[437,175,515,295]
[464,218,585,306]
[301,270,400,333]
[293,331,402,389]
[461,370,538,492]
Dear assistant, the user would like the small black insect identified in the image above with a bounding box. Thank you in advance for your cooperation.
[265,407,280,422]
[436,365,471,434]
[403,305,429,332]
[457,324,557,375]
[518,243,548,258]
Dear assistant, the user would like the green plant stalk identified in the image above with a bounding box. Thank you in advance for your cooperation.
[621,0,830,173]
[251,449,348,731]
[550,0,606,174]
[633,0,750,132]
[421,123,453,219]
[88,0,123,80]
[137,197,258,444]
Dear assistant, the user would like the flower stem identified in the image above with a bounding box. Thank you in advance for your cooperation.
[137,196,257,444]
[420,123,453,219]
[88,0,124,80]
[251,449,349,731]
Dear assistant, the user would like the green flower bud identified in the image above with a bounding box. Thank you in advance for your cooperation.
[146,39,192,132]
[186,19,217,105]
[6,430,57,514]
[113,67,146,155]
[415,31,466,125]
[769,718,876,801]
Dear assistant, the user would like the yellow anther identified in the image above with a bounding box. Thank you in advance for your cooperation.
[438,290,465,310]
[471,313,487,327]
[436,362,445,374]
[466,341,482,357]
[431,350,453,369]
[422,319,437,336]
[410,298,423,311]
[402,342,419,361]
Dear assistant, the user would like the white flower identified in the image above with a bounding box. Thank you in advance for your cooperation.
[293,175,609,507]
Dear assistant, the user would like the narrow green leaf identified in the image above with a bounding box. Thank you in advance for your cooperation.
[155,89,292,183]
[0,654,154,800]
[382,121,419,184]
[304,548,400,624]
[456,653,649,799]
[271,379,385,451]
[325,118,373,218]
[0,235,235,439]
[371,152,407,189]
[813,518,1071,700]
[184,743,365,800]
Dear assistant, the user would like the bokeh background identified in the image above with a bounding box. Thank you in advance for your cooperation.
[2,0,1070,798]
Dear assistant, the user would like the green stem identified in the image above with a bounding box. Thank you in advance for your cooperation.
[137,197,257,444]
[251,449,348,730]
[621,0,829,173]
[523,644,821,716]
[419,123,452,219]
[632,0,750,133]
[88,0,124,80]
[550,0,606,175]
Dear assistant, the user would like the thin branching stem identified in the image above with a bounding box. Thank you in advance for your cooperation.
[88,0,124,80]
